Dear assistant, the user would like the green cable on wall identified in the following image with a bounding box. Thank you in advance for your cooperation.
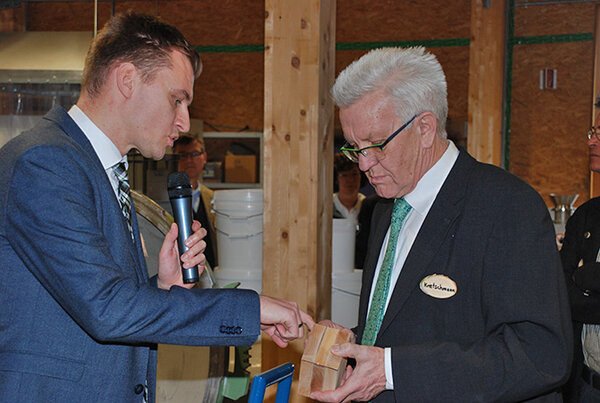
[194,33,592,54]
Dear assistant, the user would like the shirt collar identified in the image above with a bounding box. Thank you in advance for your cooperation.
[404,140,459,217]
[192,180,202,192]
[68,105,125,170]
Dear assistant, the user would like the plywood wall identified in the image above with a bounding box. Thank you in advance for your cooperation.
[0,0,596,206]
[511,2,596,206]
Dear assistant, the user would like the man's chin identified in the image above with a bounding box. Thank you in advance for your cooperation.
[141,151,167,161]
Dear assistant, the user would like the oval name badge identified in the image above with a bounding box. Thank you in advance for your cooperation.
[420,274,457,299]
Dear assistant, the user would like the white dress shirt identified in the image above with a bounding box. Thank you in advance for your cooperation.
[368,140,459,389]
[68,105,127,201]
[333,192,366,223]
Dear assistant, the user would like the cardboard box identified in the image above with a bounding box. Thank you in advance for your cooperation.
[298,324,352,397]
[225,154,256,183]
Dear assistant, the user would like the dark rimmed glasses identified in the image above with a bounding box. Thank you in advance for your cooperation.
[588,126,600,142]
[178,150,204,160]
[340,114,418,163]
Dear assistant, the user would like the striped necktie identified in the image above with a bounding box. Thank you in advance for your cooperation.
[362,198,412,346]
[112,161,134,240]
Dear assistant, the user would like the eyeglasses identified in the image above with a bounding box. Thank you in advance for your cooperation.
[588,126,600,142]
[340,114,418,163]
[178,150,204,160]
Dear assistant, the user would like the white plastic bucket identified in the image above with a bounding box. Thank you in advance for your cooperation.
[332,270,362,329]
[214,266,262,294]
[212,189,263,272]
[332,218,357,274]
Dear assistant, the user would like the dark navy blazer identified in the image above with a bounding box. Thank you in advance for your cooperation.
[356,148,572,402]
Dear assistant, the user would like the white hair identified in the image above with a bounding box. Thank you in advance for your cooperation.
[331,46,448,137]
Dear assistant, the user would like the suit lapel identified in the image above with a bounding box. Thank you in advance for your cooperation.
[45,107,147,282]
[376,149,472,339]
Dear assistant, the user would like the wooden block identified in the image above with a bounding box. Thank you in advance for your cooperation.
[298,324,352,397]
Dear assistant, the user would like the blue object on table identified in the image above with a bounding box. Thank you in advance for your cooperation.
[248,362,295,403]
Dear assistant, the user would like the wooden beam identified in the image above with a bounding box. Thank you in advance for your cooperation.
[591,4,600,198]
[263,0,335,401]
[467,0,506,166]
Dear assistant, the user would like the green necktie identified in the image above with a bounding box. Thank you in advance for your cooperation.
[362,198,412,346]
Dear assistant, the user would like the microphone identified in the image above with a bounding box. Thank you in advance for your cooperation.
[167,172,199,284]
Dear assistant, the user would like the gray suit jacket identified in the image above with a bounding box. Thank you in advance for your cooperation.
[357,148,572,402]
[0,107,260,402]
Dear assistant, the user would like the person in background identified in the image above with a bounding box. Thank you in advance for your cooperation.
[173,135,217,269]
[0,12,313,402]
[311,46,572,402]
[561,106,600,403]
[333,151,366,222]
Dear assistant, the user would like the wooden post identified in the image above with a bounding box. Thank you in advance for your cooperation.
[263,0,336,401]
[467,0,506,166]
[591,5,600,198]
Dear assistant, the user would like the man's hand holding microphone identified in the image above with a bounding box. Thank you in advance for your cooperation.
[157,171,314,343]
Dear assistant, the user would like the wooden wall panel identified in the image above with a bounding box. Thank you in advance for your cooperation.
[191,52,264,132]
[336,0,470,42]
[511,3,596,206]
[514,2,594,37]
[510,41,593,204]
[0,6,24,31]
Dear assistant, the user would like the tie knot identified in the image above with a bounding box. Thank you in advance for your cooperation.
[113,162,130,189]
[113,161,127,176]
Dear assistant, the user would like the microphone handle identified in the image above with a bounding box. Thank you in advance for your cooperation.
[170,195,199,284]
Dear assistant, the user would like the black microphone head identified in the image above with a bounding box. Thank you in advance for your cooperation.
[168,171,192,198]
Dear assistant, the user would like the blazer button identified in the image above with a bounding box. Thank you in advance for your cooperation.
[235,326,242,334]
[134,384,144,394]
[220,325,226,333]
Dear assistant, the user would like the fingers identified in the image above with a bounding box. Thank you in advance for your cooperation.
[184,221,207,250]
[341,364,354,383]
[259,295,316,346]
[180,221,207,269]
[310,345,386,402]
[300,310,315,331]
[262,326,289,348]
[330,342,356,359]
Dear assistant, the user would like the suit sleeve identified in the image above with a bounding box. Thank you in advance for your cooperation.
[6,146,260,347]
[389,185,572,402]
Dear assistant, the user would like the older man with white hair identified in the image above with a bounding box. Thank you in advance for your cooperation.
[312,47,572,403]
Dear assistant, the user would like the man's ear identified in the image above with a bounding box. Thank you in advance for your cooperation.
[115,62,138,99]
[416,111,438,148]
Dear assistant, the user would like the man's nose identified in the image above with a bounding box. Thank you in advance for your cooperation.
[358,153,377,171]
[176,106,190,133]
